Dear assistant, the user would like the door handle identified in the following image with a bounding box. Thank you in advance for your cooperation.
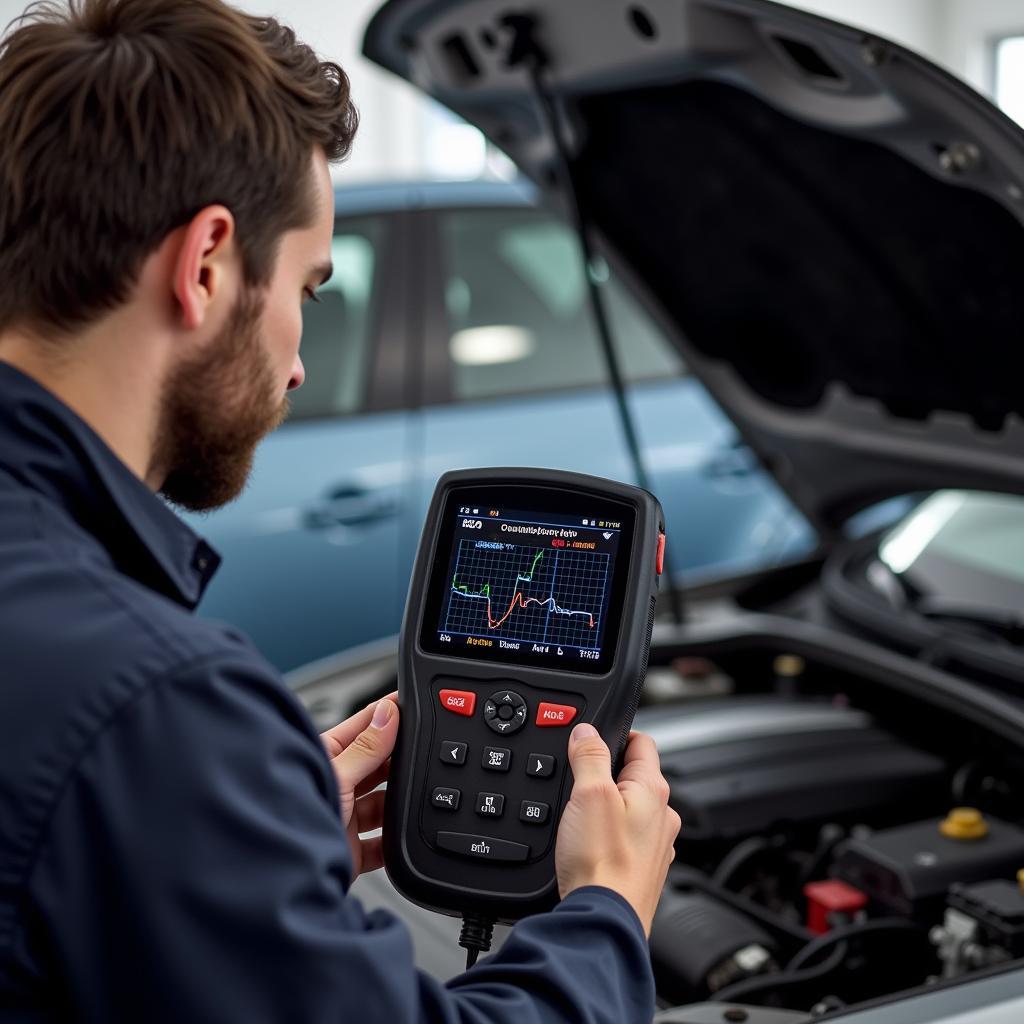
[303,485,399,529]
[701,443,759,480]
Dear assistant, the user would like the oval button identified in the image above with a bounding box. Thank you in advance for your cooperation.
[436,831,530,862]
[535,702,578,727]
[439,689,476,716]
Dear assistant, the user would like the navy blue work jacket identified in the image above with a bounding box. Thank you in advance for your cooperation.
[0,361,655,1022]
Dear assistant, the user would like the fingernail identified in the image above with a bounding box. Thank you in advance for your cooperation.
[371,699,393,728]
[573,723,598,741]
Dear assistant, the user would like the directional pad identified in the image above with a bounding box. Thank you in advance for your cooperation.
[483,689,527,735]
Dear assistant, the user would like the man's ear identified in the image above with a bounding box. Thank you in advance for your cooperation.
[171,205,237,331]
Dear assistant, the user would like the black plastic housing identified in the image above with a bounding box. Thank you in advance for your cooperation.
[949,880,1024,957]
[835,817,1024,917]
[650,890,778,1004]
[383,468,663,922]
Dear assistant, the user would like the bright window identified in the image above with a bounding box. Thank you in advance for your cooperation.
[995,35,1024,128]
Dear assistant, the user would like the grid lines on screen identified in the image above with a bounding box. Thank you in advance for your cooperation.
[442,540,610,649]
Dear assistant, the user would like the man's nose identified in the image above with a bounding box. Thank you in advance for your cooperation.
[287,354,305,392]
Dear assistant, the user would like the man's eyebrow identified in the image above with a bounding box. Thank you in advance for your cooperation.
[310,262,333,286]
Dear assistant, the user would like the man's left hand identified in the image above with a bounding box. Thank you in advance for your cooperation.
[320,693,399,876]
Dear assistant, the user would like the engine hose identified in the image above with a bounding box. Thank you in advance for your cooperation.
[787,918,920,972]
[712,941,848,1004]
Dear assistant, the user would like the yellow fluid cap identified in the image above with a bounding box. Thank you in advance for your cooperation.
[940,807,989,841]
[774,655,806,677]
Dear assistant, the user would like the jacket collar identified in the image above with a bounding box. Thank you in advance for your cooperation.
[0,361,220,609]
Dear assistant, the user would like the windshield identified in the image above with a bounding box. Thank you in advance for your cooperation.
[877,491,1024,626]
[881,492,1024,583]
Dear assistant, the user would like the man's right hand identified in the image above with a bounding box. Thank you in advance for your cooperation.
[555,724,680,936]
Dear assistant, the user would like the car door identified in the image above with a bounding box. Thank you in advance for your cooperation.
[412,202,813,589]
[188,211,415,673]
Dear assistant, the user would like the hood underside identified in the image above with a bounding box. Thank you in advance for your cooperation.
[364,0,1024,534]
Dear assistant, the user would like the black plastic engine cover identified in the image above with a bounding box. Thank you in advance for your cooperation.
[643,699,947,842]
[836,817,1024,917]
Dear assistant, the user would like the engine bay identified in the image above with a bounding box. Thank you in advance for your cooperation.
[639,616,1024,1019]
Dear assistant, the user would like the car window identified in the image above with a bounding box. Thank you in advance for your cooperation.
[439,208,684,402]
[287,217,384,421]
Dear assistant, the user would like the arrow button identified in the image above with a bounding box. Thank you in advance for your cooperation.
[526,753,555,778]
[439,741,467,766]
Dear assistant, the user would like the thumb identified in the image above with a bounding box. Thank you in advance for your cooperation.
[567,723,612,786]
[335,697,399,797]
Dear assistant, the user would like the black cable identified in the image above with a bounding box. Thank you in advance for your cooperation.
[796,824,846,891]
[669,865,814,946]
[459,913,495,970]
[711,835,771,889]
[712,940,848,1005]
[714,920,921,1006]
[786,917,919,972]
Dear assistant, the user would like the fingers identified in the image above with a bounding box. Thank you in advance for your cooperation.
[354,789,387,835]
[321,692,399,758]
[354,762,389,798]
[616,732,664,791]
[356,836,384,874]
[567,723,613,788]
[334,697,399,797]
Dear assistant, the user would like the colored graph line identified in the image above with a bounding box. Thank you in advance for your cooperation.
[452,548,596,631]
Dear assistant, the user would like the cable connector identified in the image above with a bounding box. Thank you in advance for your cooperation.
[459,913,495,969]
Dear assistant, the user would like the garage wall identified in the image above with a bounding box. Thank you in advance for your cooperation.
[0,0,1017,178]
[940,0,1024,94]
[784,0,944,64]
[235,0,430,182]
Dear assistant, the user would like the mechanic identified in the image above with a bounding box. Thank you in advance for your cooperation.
[0,1,680,1020]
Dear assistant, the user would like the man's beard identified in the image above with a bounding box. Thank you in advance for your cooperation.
[156,288,289,512]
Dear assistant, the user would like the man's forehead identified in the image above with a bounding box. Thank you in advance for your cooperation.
[311,149,335,223]
[309,150,336,250]
[281,155,334,269]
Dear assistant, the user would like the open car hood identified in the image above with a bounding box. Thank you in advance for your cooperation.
[364,0,1024,537]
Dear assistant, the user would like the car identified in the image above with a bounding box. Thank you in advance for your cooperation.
[284,0,1024,1020]
[184,178,812,673]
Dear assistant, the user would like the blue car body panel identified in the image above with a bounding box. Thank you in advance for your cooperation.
[185,181,813,673]
[190,411,411,671]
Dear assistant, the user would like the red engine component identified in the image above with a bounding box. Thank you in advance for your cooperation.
[804,880,867,935]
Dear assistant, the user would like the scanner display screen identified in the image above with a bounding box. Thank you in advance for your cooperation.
[419,488,634,674]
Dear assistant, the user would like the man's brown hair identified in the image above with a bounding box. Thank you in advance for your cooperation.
[0,0,357,337]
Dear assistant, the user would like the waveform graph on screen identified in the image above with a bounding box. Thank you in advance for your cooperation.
[444,541,609,649]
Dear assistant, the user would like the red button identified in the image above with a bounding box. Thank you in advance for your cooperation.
[439,689,476,716]
[655,532,666,576]
[535,702,577,727]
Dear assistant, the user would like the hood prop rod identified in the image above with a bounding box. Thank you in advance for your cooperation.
[502,12,684,627]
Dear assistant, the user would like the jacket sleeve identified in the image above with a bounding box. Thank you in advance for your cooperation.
[19,654,655,1023]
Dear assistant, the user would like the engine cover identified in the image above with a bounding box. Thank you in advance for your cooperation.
[636,699,947,842]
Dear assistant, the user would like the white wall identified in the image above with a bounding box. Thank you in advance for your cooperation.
[240,0,431,182]
[784,0,944,64]
[940,0,1024,95]
[1,0,1020,179]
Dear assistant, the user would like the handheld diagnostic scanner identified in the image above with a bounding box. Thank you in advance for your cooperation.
[383,468,665,934]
